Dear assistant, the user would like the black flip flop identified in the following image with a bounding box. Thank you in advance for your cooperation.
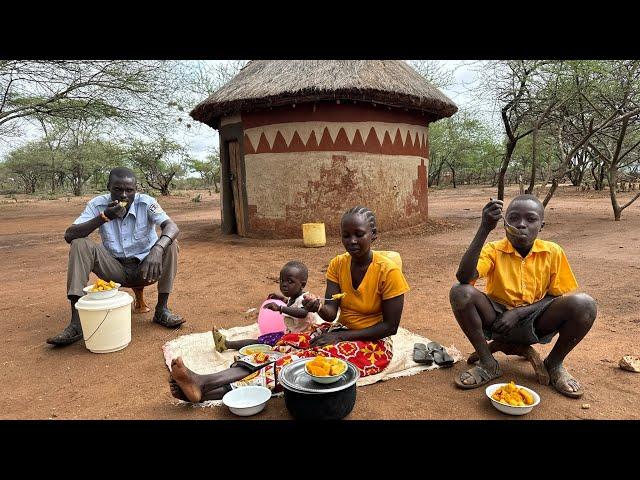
[413,343,434,365]
[427,341,454,368]
[153,310,185,328]
[46,324,83,346]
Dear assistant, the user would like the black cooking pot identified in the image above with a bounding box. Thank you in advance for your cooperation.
[282,382,356,420]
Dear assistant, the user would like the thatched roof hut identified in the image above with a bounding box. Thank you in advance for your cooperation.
[190,60,457,238]
[191,60,457,127]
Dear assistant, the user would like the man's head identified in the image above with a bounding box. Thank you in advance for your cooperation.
[504,194,545,249]
[279,261,308,298]
[107,167,137,206]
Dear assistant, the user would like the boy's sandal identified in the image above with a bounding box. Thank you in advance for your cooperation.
[427,341,455,368]
[413,343,434,365]
[455,364,502,390]
[548,367,584,398]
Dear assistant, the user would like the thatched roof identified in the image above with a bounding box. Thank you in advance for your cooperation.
[190,60,458,127]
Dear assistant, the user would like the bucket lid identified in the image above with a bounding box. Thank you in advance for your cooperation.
[75,290,133,310]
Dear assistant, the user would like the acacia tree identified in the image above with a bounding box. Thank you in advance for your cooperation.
[128,137,186,196]
[541,61,640,210]
[586,61,640,219]
[429,110,499,187]
[0,61,181,137]
[3,141,50,193]
[186,149,220,192]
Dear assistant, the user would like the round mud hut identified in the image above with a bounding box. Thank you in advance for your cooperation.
[190,60,457,238]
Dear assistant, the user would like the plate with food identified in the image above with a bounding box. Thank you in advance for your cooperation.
[239,344,273,356]
[83,278,121,300]
[486,381,540,416]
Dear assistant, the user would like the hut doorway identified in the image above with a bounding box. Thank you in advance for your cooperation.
[226,140,247,236]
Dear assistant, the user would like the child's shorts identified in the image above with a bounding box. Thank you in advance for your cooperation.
[482,295,558,345]
[257,331,285,346]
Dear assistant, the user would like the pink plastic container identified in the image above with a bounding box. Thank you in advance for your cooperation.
[258,299,286,335]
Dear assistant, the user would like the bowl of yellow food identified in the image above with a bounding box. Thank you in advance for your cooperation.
[83,278,121,300]
[485,381,540,416]
[239,344,273,356]
[304,356,348,384]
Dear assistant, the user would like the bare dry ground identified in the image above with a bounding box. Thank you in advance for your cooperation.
[1,185,638,420]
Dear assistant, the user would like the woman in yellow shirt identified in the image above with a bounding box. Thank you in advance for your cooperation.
[450,195,597,398]
[167,206,410,403]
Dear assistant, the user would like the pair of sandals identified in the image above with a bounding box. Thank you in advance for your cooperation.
[413,342,454,368]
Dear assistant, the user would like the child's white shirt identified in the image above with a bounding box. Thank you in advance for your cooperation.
[284,292,323,333]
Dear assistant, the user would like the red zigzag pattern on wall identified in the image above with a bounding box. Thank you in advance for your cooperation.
[244,126,429,157]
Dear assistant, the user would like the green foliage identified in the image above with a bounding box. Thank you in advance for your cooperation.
[127,137,186,196]
[185,150,220,192]
[429,111,502,187]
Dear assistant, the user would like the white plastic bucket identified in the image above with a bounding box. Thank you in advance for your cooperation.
[75,291,133,353]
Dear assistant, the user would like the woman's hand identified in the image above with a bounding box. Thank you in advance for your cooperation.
[309,331,343,347]
[302,293,321,312]
[267,293,286,301]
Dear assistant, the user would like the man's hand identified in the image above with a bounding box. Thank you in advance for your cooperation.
[481,199,504,231]
[309,331,343,347]
[140,246,163,282]
[263,302,281,312]
[491,308,521,335]
[267,293,286,302]
[104,200,127,220]
[302,293,321,312]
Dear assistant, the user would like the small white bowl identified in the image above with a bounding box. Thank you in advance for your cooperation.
[305,358,348,384]
[239,344,273,356]
[222,386,271,416]
[485,383,541,416]
[82,283,121,300]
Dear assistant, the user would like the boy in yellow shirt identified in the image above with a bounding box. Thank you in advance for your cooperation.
[449,195,597,398]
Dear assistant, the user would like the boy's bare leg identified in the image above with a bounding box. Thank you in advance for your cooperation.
[449,283,500,385]
[534,293,597,397]
[169,357,253,402]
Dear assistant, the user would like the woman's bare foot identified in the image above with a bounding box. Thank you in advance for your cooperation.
[212,326,227,352]
[168,376,189,402]
[170,357,203,403]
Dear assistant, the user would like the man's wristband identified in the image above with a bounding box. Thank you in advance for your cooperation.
[153,243,165,252]
[100,212,110,222]
[160,234,173,244]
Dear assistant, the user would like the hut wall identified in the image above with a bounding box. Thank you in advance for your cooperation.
[241,104,430,238]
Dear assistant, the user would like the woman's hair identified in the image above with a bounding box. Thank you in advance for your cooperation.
[282,260,308,281]
[342,206,377,233]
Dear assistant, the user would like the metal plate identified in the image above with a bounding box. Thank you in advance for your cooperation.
[279,358,360,394]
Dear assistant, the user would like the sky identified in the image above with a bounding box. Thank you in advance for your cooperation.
[0,60,499,162]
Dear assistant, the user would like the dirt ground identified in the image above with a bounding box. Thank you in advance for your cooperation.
[1,185,639,420]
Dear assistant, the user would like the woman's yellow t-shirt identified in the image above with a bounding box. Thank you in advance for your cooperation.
[326,251,410,330]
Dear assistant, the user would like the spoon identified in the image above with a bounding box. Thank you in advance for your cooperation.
[490,198,522,236]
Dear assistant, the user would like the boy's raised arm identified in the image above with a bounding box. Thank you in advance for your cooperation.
[456,199,503,283]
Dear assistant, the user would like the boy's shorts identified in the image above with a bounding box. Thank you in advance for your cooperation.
[482,294,558,345]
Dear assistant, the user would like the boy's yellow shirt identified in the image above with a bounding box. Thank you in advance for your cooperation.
[326,251,410,330]
[474,238,578,309]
